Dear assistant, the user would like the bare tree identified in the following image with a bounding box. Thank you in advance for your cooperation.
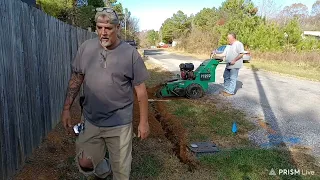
[309,0,320,30]
[274,3,309,28]
[118,8,140,42]
[126,17,140,40]
[311,0,320,16]
[137,30,149,48]
[256,0,283,19]
[282,3,309,19]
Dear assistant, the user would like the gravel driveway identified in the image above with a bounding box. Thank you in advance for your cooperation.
[145,49,320,159]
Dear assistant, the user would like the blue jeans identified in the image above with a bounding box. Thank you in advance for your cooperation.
[223,68,239,94]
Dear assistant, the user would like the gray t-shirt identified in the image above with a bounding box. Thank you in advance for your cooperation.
[225,41,245,69]
[71,38,149,127]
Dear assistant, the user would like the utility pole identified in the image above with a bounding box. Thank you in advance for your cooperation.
[125,12,127,40]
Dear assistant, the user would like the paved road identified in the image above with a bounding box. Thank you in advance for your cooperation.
[145,49,320,159]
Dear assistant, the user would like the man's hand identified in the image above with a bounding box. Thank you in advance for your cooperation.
[61,109,72,132]
[138,121,149,139]
[230,53,244,65]
[134,82,149,140]
[61,72,84,133]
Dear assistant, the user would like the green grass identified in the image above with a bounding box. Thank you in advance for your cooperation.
[132,154,162,178]
[164,99,320,179]
[166,99,255,146]
[245,59,320,81]
[199,148,308,180]
[137,60,320,180]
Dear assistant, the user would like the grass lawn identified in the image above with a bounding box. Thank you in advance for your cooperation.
[199,149,299,180]
[165,99,254,147]
[141,59,320,180]
[164,99,320,179]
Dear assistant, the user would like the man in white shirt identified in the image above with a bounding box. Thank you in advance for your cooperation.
[222,32,244,96]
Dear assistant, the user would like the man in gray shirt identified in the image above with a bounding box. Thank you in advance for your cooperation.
[221,32,244,96]
[61,8,150,179]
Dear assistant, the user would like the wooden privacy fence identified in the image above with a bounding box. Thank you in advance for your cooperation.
[0,0,97,179]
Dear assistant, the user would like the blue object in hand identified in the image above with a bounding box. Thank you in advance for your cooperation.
[232,121,238,133]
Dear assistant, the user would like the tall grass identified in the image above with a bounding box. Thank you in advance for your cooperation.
[248,50,320,81]
[252,50,320,67]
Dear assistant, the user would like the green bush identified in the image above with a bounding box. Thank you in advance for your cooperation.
[297,36,320,51]
[158,0,320,52]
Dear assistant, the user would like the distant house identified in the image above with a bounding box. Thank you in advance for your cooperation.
[303,31,320,39]
[21,0,36,6]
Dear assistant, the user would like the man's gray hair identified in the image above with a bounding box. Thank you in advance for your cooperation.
[228,32,237,39]
[95,11,119,25]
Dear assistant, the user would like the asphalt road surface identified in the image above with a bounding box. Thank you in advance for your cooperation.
[144,49,320,159]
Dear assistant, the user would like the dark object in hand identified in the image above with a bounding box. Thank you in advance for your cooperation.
[80,96,85,110]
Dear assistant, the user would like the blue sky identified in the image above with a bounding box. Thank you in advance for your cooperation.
[116,0,316,31]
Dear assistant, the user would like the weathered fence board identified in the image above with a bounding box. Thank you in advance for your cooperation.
[0,0,97,179]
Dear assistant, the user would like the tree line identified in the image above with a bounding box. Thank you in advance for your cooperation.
[140,0,320,53]
[36,0,140,42]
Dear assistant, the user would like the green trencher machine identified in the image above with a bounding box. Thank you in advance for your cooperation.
[156,59,228,99]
